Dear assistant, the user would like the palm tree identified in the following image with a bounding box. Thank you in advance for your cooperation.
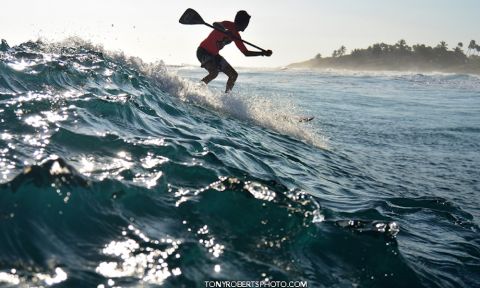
[332,46,346,57]
[454,42,464,55]
[396,39,407,52]
[468,40,477,56]
[438,41,448,50]
[371,44,382,56]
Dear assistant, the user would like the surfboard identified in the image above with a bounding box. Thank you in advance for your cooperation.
[276,115,314,123]
[298,116,314,123]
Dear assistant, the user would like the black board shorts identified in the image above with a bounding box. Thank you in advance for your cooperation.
[197,47,229,71]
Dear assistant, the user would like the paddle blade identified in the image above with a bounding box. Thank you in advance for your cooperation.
[179,8,205,25]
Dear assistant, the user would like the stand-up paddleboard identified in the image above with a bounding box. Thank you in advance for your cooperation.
[277,115,315,123]
[298,116,314,123]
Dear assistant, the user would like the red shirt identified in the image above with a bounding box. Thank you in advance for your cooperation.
[199,21,248,55]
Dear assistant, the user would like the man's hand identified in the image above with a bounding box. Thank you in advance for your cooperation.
[263,50,273,57]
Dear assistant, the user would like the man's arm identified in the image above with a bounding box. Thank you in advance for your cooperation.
[225,22,272,57]
[244,50,272,57]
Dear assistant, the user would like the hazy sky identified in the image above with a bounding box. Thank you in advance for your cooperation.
[0,0,478,67]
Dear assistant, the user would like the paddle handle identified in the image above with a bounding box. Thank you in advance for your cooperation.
[203,23,268,53]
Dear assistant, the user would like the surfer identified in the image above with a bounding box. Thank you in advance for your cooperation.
[196,10,272,93]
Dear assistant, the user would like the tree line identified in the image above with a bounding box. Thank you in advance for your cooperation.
[291,39,480,73]
[323,40,480,65]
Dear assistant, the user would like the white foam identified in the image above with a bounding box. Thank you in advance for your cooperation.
[143,68,328,149]
[39,37,328,149]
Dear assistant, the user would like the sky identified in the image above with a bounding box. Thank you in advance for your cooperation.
[0,0,479,67]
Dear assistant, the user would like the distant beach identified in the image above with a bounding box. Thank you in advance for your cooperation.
[289,40,480,75]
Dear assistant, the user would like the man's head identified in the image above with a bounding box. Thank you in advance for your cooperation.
[234,10,250,31]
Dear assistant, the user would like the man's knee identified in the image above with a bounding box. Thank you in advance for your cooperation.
[204,62,219,75]
[228,70,238,81]
[209,70,219,78]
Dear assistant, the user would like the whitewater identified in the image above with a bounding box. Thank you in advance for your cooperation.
[0,39,479,287]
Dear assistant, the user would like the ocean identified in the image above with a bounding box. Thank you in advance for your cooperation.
[0,39,479,287]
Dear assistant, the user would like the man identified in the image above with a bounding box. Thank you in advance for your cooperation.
[196,10,272,93]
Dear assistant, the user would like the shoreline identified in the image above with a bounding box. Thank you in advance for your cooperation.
[285,65,480,76]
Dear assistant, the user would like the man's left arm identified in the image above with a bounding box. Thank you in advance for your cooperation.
[244,50,272,57]
[233,37,272,57]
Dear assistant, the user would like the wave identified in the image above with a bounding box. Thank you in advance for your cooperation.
[0,38,401,287]
[0,154,403,286]
[285,67,480,87]
[1,38,477,287]
[0,38,326,149]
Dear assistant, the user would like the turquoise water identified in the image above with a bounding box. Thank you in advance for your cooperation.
[0,39,479,287]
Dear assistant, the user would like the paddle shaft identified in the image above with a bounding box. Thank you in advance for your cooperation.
[202,22,267,53]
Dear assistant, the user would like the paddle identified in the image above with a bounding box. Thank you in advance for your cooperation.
[179,8,268,53]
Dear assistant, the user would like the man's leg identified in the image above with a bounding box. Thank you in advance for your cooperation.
[220,60,238,93]
[201,62,219,84]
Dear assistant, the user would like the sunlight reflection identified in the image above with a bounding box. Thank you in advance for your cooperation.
[140,152,169,169]
[96,225,182,285]
[8,59,32,71]
[244,181,276,201]
[197,225,225,258]
[79,156,95,175]
[35,267,68,286]
[133,171,163,189]
[0,271,20,285]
